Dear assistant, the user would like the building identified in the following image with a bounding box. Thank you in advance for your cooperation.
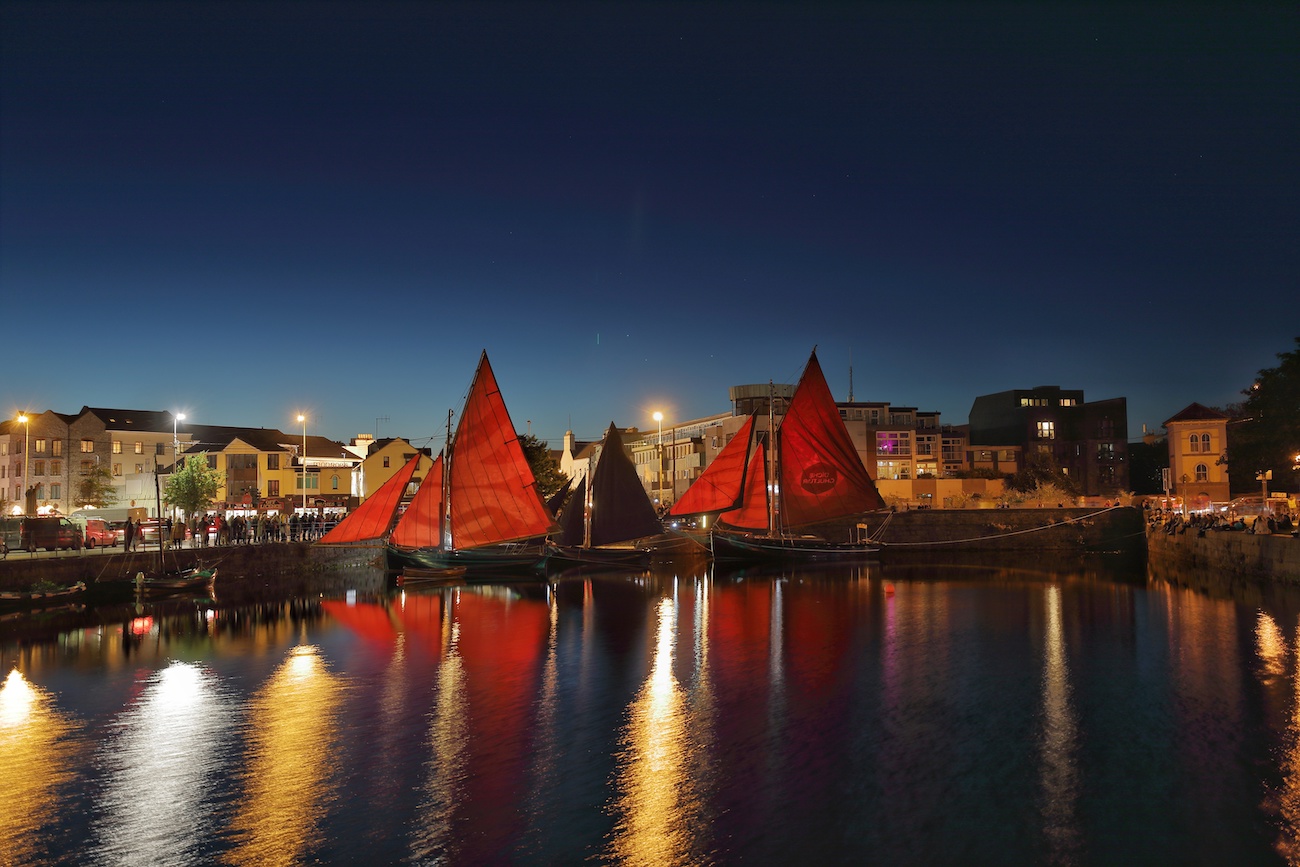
[968,386,1129,497]
[183,425,358,513]
[1163,403,1230,511]
[351,437,434,503]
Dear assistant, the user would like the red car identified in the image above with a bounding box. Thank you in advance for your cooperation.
[81,517,120,549]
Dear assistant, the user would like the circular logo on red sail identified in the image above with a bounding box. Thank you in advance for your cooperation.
[801,463,838,494]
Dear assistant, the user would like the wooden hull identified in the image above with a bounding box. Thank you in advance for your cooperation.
[386,543,550,576]
[547,543,652,569]
[710,530,878,563]
[0,581,87,609]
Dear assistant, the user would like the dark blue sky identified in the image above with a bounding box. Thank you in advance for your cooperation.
[3,1,1296,449]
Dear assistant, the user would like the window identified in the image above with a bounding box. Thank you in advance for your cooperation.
[1037,421,1055,439]
[80,460,95,474]
[916,435,936,456]
[1201,433,1211,452]
[1098,443,1115,461]
[50,461,60,475]
[134,442,143,455]
[383,456,391,468]
[34,460,45,476]
[81,439,94,453]
[135,464,144,474]
[1189,433,1200,453]
[206,455,217,469]
[1060,398,1077,407]
[876,432,911,455]
[267,453,279,470]
[52,439,61,456]
[331,474,339,491]
[35,438,47,453]
[112,441,122,454]
[112,463,122,476]
[268,480,280,497]
[50,484,60,499]
[0,443,6,455]
[156,443,165,456]
[1195,463,1208,482]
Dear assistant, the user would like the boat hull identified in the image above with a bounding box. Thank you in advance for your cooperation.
[386,543,549,576]
[547,543,652,569]
[710,530,878,563]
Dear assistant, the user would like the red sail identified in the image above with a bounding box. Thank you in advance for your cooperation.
[670,415,755,517]
[777,351,884,528]
[719,445,770,532]
[391,454,444,549]
[319,454,422,545]
[448,352,558,548]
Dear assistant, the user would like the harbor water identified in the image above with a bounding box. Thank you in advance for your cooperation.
[2,555,1299,865]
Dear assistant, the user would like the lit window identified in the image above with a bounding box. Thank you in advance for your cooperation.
[112,441,122,454]
[81,439,94,453]
[1195,463,1208,482]
[34,460,45,476]
[35,438,47,453]
[113,463,122,476]
[134,442,143,455]
[1037,421,1055,439]
[52,439,61,456]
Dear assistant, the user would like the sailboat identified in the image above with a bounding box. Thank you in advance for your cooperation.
[549,423,666,567]
[670,349,884,562]
[319,353,555,575]
[384,352,558,575]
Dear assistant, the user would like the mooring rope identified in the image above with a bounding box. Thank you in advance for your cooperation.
[876,505,1127,548]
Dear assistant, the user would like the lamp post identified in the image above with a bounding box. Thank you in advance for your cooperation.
[172,413,185,522]
[653,411,663,507]
[17,413,29,514]
[298,414,307,514]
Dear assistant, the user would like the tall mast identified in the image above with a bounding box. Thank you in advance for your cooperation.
[442,408,453,550]
[768,379,777,537]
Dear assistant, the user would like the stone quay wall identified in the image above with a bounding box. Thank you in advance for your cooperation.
[1146,525,1300,585]
[859,507,1148,556]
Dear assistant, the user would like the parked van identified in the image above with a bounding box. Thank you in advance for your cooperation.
[80,517,120,549]
[19,516,83,552]
[0,516,22,556]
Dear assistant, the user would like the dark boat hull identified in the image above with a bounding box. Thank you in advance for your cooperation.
[386,544,549,575]
[547,543,651,569]
[710,530,878,563]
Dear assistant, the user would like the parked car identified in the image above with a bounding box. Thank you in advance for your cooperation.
[19,516,83,552]
[0,516,22,556]
[81,517,120,549]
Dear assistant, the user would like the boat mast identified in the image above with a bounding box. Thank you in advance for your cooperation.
[583,445,595,549]
[768,378,778,537]
[442,408,453,550]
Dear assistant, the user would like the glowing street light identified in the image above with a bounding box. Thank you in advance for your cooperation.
[653,411,663,506]
[298,414,307,513]
[172,412,186,521]
[17,413,29,514]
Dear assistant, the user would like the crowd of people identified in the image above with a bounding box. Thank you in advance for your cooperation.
[1148,507,1296,537]
[123,510,348,550]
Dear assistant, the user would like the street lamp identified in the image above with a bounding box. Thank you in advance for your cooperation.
[172,412,186,521]
[298,414,307,513]
[653,411,663,506]
[17,413,29,514]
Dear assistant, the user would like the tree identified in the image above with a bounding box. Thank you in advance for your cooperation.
[163,454,222,524]
[1126,438,1167,495]
[519,434,567,500]
[76,465,120,508]
[1007,451,1080,497]
[1224,337,1300,495]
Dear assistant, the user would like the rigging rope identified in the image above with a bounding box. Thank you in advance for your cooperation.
[876,505,1128,548]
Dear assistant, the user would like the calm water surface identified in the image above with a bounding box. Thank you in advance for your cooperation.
[3,557,1299,865]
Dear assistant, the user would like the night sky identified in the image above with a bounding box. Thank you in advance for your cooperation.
[3,2,1296,450]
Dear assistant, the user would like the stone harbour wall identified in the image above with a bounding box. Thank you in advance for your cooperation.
[1145,525,1300,585]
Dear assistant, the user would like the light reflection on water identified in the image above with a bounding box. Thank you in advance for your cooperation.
[222,644,343,866]
[3,559,1300,864]
[0,669,80,867]
[91,661,236,867]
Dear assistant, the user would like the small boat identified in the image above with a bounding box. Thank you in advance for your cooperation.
[134,567,218,596]
[548,423,667,568]
[0,581,87,609]
[396,566,469,587]
[671,349,884,563]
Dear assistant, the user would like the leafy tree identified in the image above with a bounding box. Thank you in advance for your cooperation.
[1224,337,1300,495]
[519,434,567,500]
[1007,451,1080,496]
[163,454,222,525]
[76,465,120,508]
